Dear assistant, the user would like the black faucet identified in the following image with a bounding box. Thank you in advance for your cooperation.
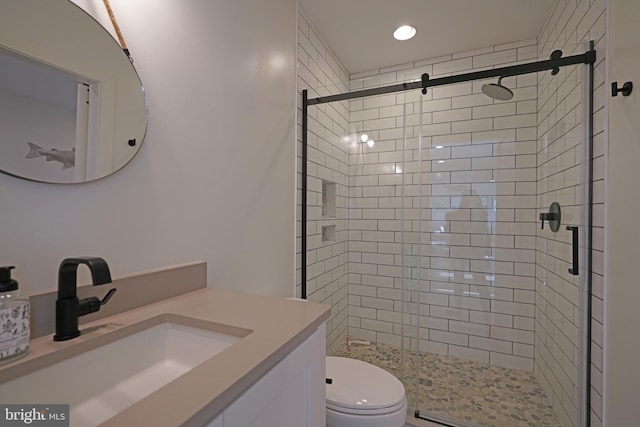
[53,257,117,341]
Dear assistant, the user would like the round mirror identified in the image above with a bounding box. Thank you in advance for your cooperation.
[0,0,147,184]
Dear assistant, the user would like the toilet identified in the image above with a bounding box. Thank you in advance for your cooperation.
[325,356,407,427]
[286,298,407,427]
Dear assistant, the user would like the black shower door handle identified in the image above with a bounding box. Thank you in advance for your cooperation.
[567,226,579,275]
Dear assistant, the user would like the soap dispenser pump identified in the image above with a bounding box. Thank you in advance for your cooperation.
[0,266,30,363]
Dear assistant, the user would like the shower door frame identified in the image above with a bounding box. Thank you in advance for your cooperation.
[301,43,596,426]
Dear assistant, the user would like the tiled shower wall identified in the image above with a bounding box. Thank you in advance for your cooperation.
[297,1,606,424]
[296,6,350,354]
[346,40,541,371]
[535,0,606,426]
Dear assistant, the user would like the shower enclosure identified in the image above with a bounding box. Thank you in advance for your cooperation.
[302,42,595,427]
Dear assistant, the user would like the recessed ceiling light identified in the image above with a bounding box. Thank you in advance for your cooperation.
[393,25,416,41]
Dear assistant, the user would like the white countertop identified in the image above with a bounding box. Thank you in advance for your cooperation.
[0,288,330,426]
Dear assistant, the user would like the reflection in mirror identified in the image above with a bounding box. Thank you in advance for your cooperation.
[0,47,92,182]
[0,0,147,184]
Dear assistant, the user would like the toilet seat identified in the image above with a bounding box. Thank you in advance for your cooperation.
[326,356,407,416]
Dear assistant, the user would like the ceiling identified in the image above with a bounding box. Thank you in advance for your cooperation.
[297,0,556,74]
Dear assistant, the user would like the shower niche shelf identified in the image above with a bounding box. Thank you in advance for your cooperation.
[321,225,336,242]
[322,180,336,218]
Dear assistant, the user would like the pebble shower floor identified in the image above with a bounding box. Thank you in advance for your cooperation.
[333,339,562,427]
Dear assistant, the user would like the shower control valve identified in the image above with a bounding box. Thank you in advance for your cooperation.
[539,202,561,232]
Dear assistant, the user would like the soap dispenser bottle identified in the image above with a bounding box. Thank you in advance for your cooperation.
[0,266,30,363]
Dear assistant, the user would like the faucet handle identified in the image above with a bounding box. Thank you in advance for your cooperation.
[100,288,117,305]
[76,288,117,317]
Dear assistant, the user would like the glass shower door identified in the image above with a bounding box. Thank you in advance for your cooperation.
[409,65,589,427]
[311,56,592,427]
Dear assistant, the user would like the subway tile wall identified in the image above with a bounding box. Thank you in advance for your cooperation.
[346,39,541,372]
[296,6,350,354]
[297,2,605,425]
[536,0,606,426]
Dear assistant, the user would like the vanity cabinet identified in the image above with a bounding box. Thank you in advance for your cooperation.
[205,324,326,427]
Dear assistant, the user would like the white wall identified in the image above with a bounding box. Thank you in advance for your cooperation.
[0,0,297,297]
[605,0,640,425]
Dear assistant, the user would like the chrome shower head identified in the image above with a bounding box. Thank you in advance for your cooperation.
[481,77,514,101]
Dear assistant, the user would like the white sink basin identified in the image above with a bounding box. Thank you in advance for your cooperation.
[0,316,248,426]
